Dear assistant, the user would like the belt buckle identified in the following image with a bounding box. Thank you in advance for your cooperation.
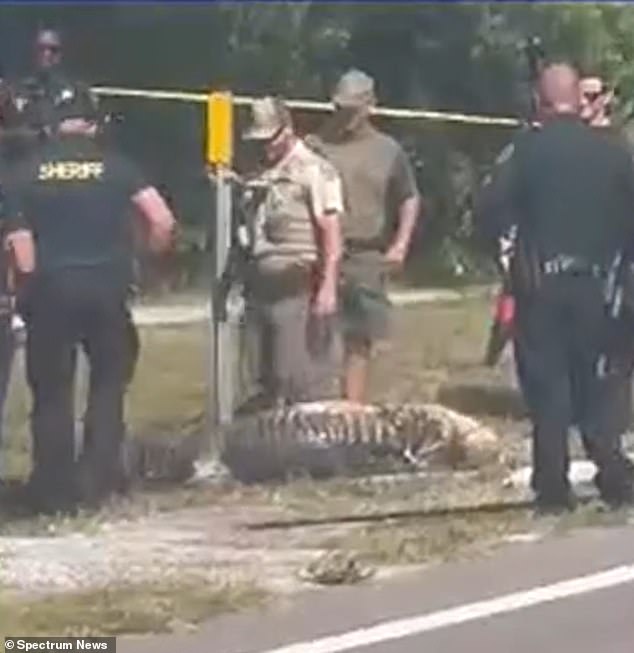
[543,260,558,275]
[559,255,575,273]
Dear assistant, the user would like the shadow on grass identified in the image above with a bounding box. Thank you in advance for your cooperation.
[437,382,527,420]
[245,493,631,532]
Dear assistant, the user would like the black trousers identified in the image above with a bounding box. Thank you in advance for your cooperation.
[515,275,633,505]
[78,308,139,493]
[74,310,139,386]
[25,269,131,509]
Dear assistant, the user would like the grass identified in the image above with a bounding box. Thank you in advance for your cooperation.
[264,469,520,521]
[0,483,260,537]
[0,577,267,638]
[317,512,534,566]
[311,504,634,570]
[126,324,207,429]
[4,295,523,481]
[0,295,552,540]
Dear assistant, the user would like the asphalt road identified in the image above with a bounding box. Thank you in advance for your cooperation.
[120,523,634,653]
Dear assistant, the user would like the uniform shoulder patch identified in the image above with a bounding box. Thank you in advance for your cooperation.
[304,133,326,156]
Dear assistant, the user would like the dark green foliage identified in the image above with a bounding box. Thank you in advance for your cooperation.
[2,4,633,285]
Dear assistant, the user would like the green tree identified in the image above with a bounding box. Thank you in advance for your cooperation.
[3,3,634,286]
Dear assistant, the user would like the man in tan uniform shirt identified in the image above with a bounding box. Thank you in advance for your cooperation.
[310,70,422,402]
[243,97,343,405]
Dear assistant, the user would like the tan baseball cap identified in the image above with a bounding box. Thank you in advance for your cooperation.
[242,96,292,141]
[331,69,376,108]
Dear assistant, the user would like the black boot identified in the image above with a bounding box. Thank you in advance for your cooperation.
[24,472,78,516]
[534,490,578,516]
[594,458,634,510]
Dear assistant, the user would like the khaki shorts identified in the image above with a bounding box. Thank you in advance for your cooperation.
[340,252,391,343]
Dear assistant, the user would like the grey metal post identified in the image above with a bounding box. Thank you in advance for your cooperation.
[206,166,234,450]
[74,348,90,454]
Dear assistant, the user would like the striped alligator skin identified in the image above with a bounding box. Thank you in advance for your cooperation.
[220,401,504,484]
[123,402,503,485]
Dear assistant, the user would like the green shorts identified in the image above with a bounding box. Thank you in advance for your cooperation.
[340,253,391,342]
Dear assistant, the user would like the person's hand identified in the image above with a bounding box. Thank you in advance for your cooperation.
[312,281,337,316]
[56,119,97,137]
[383,242,408,268]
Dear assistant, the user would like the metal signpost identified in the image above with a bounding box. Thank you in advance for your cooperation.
[206,92,235,445]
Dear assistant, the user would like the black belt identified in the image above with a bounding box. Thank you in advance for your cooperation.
[540,255,604,278]
[345,238,384,253]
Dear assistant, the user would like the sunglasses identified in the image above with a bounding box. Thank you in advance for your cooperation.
[256,125,285,146]
[584,91,605,102]
[37,43,61,53]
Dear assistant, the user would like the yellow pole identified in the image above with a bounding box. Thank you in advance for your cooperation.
[206,92,233,168]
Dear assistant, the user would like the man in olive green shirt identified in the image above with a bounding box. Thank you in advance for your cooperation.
[310,70,421,402]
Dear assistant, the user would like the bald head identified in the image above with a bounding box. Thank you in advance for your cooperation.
[537,63,581,119]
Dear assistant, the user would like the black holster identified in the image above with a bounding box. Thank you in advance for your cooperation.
[510,239,542,299]
[603,263,634,374]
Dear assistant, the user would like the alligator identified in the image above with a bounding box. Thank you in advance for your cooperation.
[123,401,504,486]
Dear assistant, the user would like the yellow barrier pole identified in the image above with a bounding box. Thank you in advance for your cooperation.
[206,92,235,435]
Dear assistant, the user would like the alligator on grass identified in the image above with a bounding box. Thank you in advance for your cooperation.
[124,401,504,485]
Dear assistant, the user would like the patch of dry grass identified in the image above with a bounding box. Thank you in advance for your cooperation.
[0,483,260,537]
[301,500,632,569]
[126,324,207,429]
[0,577,267,638]
[318,512,533,566]
[265,470,518,520]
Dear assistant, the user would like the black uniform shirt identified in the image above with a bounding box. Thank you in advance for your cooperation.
[6,136,147,282]
[483,115,634,266]
[2,70,98,162]
[12,70,97,133]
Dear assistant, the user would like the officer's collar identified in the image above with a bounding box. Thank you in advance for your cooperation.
[34,67,66,84]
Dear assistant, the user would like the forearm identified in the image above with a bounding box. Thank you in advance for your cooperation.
[317,215,342,288]
[390,195,420,251]
[147,220,174,254]
[132,187,176,254]
[6,230,35,275]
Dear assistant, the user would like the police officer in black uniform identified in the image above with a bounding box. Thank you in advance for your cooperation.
[476,63,634,513]
[7,94,175,513]
[1,28,95,159]
[8,28,141,385]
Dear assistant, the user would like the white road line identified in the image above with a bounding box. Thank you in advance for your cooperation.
[250,564,634,653]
